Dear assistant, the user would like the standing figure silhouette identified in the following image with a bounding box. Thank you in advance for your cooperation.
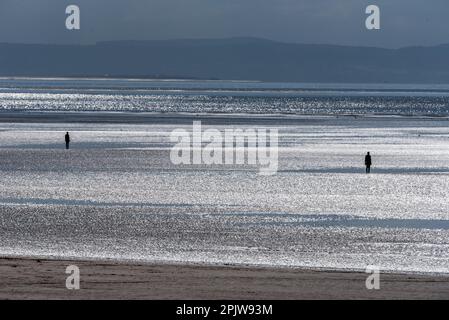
[365,152,372,174]
[65,132,70,150]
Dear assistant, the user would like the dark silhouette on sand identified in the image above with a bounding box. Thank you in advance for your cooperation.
[365,152,372,174]
[65,132,70,150]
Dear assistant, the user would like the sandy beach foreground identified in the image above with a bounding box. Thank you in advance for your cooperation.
[0,257,448,300]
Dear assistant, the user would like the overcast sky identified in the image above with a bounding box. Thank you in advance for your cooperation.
[0,0,448,48]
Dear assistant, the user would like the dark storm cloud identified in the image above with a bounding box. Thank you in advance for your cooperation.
[0,0,448,47]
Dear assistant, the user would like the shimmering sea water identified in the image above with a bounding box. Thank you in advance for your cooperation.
[1,78,449,274]
[1,78,449,115]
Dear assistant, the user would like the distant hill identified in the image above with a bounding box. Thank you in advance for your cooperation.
[1,38,449,83]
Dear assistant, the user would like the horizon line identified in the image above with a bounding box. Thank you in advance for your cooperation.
[0,37,447,50]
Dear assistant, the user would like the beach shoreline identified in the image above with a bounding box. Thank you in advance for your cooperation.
[1,256,449,300]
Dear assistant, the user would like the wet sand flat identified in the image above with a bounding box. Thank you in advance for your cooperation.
[1,113,449,297]
[1,115,449,274]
